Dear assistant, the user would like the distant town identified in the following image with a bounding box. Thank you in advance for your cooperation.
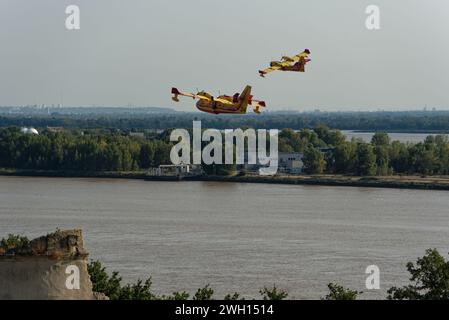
[0,105,176,116]
[1,106,449,133]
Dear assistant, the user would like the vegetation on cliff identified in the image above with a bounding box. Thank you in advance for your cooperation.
[87,259,288,300]
[86,249,449,300]
[0,234,29,254]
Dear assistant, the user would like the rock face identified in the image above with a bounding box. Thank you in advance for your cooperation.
[0,229,97,300]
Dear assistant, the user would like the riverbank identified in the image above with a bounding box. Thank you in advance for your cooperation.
[1,168,449,190]
[185,174,449,190]
[0,169,149,180]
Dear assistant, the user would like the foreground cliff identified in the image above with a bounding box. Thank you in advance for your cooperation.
[0,229,99,300]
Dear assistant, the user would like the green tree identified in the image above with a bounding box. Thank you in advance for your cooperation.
[374,145,391,175]
[259,285,288,300]
[322,283,360,300]
[278,140,295,153]
[371,132,390,146]
[332,141,356,174]
[314,125,345,146]
[193,284,214,300]
[303,146,326,174]
[371,131,391,175]
[224,292,244,300]
[389,141,410,173]
[434,135,449,174]
[139,142,155,169]
[0,234,29,252]
[279,129,303,152]
[118,278,155,300]
[153,141,172,166]
[409,142,439,175]
[299,129,325,148]
[87,260,123,300]
[163,291,190,300]
[88,259,155,300]
[356,143,376,176]
[387,249,449,300]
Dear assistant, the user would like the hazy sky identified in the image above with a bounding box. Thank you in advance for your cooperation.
[0,0,448,111]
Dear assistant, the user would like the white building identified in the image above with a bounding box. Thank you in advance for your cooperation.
[20,127,39,135]
[129,132,144,138]
[149,164,191,176]
[278,152,304,174]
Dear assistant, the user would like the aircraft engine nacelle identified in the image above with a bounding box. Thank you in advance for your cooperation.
[171,87,180,102]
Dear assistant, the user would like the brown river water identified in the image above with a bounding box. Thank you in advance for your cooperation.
[1,176,448,299]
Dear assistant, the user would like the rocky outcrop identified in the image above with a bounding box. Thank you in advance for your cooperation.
[0,229,99,300]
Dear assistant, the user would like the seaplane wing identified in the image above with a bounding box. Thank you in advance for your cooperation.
[195,94,213,101]
[214,97,234,105]
[171,88,212,102]
[258,61,292,77]
[281,51,309,63]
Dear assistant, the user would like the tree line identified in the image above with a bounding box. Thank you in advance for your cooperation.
[2,110,449,131]
[0,127,172,171]
[279,126,449,175]
[1,126,449,176]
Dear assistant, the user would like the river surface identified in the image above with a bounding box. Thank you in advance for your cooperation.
[341,130,440,143]
[1,176,449,299]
